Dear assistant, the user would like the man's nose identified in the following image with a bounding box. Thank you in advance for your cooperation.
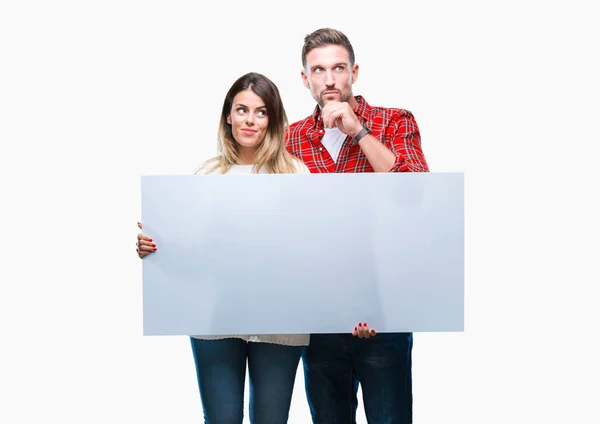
[324,70,335,86]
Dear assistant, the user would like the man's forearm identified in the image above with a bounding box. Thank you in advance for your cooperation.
[358,134,396,172]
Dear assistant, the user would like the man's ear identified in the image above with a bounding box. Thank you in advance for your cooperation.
[351,63,359,84]
[301,69,310,89]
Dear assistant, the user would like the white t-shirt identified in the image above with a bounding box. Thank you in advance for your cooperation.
[321,127,348,163]
[192,159,310,346]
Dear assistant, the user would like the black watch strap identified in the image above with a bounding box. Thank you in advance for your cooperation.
[353,126,371,142]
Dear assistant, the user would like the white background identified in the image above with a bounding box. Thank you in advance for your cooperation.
[1,1,599,423]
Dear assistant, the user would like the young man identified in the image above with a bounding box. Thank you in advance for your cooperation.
[286,28,429,424]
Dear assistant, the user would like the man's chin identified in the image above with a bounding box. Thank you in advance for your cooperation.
[319,95,341,106]
[322,92,340,100]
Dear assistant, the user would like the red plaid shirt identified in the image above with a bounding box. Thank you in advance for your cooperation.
[286,96,429,173]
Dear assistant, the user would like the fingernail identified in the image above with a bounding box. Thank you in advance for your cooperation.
[153,247,157,250]
[363,322,367,326]
[354,327,357,331]
[371,329,375,334]
[148,238,153,242]
[152,244,156,247]
[358,323,362,327]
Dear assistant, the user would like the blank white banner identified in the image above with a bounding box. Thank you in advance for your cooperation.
[141,172,464,336]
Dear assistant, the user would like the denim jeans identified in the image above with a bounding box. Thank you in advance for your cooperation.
[190,337,303,424]
[302,332,413,424]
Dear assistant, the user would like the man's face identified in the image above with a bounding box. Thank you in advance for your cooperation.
[301,45,359,108]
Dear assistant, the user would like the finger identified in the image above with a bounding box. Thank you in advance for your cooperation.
[322,107,335,128]
[370,329,377,337]
[138,238,155,247]
[352,326,358,337]
[357,322,364,338]
[320,105,329,125]
[361,322,370,338]
[362,322,370,339]
[137,222,143,230]
[328,110,342,127]
[137,245,156,259]
[137,242,157,256]
[137,232,153,242]
[138,241,157,252]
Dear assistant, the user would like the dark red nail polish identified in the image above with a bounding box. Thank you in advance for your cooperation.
[153,247,157,250]
[152,244,156,247]
[358,323,362,327]
[371,329,375,334]
[148,238,153,242]
[363,322,367,326]
[354,327,357,331]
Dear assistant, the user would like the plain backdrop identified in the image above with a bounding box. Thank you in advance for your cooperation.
[1,1,599,423]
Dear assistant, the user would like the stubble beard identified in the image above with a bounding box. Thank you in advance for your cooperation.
[316,89,353,108]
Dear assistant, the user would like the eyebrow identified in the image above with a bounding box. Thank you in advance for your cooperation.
[233,103,267,109]
[311,62,347,70]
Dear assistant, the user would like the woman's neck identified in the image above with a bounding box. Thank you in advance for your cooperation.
[237,146,257,165]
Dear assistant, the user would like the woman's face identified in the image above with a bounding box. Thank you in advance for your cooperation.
[227,88,269,151]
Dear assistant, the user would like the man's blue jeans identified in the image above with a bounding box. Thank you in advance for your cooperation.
[190,337,303,424]
[302,332,413,424]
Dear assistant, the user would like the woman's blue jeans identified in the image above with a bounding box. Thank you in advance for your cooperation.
[190,337,303,423]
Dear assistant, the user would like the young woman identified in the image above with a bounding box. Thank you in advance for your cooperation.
[136,72,310,423]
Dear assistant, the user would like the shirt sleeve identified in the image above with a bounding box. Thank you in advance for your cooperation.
[388,110,429,173]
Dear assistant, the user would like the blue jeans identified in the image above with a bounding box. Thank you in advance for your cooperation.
[190,337,303,424]
[302,332,413,424]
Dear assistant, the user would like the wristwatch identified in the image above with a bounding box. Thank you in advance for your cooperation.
[353,125,371,142]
